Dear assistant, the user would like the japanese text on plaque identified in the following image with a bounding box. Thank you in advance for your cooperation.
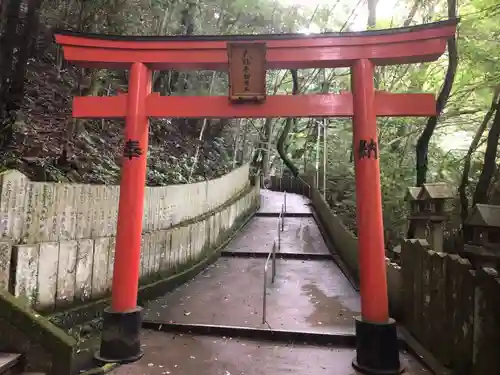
[242,48,252,92]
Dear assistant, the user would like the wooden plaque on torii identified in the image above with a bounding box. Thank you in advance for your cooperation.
[227,42,267,102]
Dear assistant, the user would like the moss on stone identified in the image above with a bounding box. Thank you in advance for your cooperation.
[0,288,76,375]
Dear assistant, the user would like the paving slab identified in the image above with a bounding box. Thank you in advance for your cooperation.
[144,257,360,334]
[110,331,432,375]
[259,190,312,215]
[225,217,329,255]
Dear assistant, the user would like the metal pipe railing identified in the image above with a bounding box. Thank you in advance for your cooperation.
[280,204,284,232]
[282,191,287,231]
[261,185,288,324]
[277,189,287,252]
[278,207,282,251]
[262,241,277,324]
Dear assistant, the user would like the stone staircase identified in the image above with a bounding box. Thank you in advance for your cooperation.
[0,353,43,375]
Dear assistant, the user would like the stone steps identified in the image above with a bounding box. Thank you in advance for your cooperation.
[0,353,44,375]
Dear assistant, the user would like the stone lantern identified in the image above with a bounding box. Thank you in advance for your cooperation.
[405,186,426,239]
[463,204,500,268]
[417,182,454,252]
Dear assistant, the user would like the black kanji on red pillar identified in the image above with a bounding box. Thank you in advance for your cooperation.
[123,139,142,160]
[358,138,378,160]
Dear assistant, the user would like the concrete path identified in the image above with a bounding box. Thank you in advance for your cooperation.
[111,332,431,375]
[111,190,430,375]
[258,189,312,215]
[225,216,330,255]
[143,257,359,334]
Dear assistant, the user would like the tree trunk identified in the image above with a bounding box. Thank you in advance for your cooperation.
[276,69,299,177]
[232,119,242,168]
[9,0,42,106]
[473,103,500,206]
[367,0,378,28]
[0,0,43,149]
[366,0,384,90]
[487,164,500,205]
[0,0,22,112]
[415,0,457,186]
[106,0,127,34]
[261,118,273,179]
[187,71,217,182]
[459,87,499,236]
[403,0,423,27]
[168,0,197,94]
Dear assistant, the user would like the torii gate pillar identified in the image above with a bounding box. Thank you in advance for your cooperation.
[96,62,151,363]
[351,59,401,374]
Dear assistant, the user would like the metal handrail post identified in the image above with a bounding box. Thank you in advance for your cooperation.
[271,242,276,283]
[262,266,267,324]
[281,204,284,231]
[283,191,286,230]
[278,215,281,251]
[263,241,277,324]
[263,251,270,324]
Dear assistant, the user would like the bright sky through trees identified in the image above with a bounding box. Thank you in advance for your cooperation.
[278,0,399,32]
[276,0,470,151]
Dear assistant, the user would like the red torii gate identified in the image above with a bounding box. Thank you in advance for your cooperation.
[55,19,457,375]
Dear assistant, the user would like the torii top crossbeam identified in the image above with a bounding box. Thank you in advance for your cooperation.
[55,19,457,70]
[54,20,457,120]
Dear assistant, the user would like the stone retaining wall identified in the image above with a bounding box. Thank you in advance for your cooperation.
[0,179,260,375]
[401,239,500,375]
[0,164,251,311]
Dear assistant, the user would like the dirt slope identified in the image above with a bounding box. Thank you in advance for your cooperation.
[1,45,234,185]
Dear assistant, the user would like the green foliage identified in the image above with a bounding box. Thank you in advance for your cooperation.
[273,0,500,245]
[6,0,500,244]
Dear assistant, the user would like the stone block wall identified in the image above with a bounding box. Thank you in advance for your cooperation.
[401,239,500,375]
[0,164,252,311]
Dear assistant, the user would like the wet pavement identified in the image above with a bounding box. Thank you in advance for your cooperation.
[110,331,432,375]
[259,189,312,215]
[143,257,360,333]
[223,216,330,255]
[125,190,430,375]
